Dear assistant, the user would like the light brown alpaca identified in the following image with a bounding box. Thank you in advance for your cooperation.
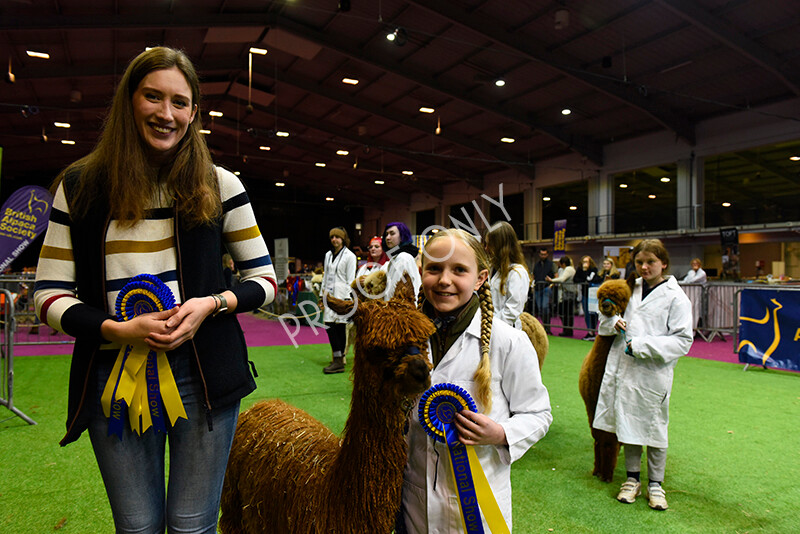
[519,312,549,369]
[578,278,632,482]
[219,275,435,534]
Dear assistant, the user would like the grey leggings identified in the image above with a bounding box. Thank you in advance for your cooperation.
[624,444,667,483]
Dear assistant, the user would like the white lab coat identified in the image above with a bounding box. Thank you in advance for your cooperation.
[593,276,693,448]
[401,312,552,533]
[681,267,707,284]
[321,247,357,324]
[490,264,530,329]
[381,250,421,300]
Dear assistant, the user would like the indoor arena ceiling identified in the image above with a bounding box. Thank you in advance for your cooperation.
[1,0,799,208]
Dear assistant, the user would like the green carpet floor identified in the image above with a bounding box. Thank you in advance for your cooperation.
[1,338,798,533]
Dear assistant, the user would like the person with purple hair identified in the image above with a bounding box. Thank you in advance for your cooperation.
[380,222,422,300]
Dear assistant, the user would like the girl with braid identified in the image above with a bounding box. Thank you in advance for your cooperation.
[399,229,552,533]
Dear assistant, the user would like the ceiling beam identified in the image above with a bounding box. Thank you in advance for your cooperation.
[733,151,800,188]
[654,0,800,96]
[407,0,696,146]
[273,16,605,165]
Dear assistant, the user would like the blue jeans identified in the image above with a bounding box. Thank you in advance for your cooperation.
[534,286,552,325]
[89,349,239,534]
[582,294,597,331]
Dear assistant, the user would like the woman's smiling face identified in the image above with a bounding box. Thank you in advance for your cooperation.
[422,235,488,315]
[131,67,197,164]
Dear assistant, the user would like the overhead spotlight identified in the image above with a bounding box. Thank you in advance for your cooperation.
[208,111,223,117]
[494,78,506,87]
[554,8,570,30]
[386,27,407,46]
[5,57,15,84]
[435,116,441,136]
[40,127,47,143]
[561,108,572,116]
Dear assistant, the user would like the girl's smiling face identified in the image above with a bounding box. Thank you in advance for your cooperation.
[635,250,666,286]
[422,235,488,315]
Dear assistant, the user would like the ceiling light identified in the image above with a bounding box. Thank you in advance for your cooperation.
[660,177,670,182]
[722,202,731,207]
[249,47,268,55]
[276,131,289,137]
[342,77,359,85]
[386,27,407,46]
[561,108,571,116]
[494,78,506,87]
[402,170,414,176]
[54,122,70,128]
[336,150,349,156]
[543,196,551,201]
[500,137,515,143]
[199,129,211,135]
[233,171,240,176]
[619,183,628,188]
[419,107,435,114]
[61,140,75,145]
[208,111,223,117]
[26,50,50,59]
[374,180,385,185]
[569,205,577,211]
[315,162,326,167]
[790,156,800,161]
[648,194,656,199]
[259,146,271,151]
[326,197,335,201]
[275,182,285,187]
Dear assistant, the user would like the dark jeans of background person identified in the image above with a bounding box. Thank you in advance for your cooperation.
[326,322,347,354]
[559,296,577,336]
[534,285,552,331]
[582,285,598,331]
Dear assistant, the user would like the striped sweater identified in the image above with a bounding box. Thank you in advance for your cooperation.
[34,166,276,333]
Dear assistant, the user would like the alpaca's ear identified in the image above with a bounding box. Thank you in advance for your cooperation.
[391,273,415,305]
[326,294,355,316]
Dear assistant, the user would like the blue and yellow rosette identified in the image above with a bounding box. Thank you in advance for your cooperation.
[100,274,187,439]
[418,383,509,534]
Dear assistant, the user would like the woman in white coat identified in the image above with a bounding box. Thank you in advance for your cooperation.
[401,229,551,533]
[593,239,693,511]
[380,221,421,300]
[321,227,357,374]
[485,221,530,329]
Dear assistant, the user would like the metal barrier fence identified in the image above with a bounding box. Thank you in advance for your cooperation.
[528,279,800,355]
[1,287,36,425]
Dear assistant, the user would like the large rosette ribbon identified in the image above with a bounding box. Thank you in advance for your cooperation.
[100,274,187,439]
[418,383,509,534]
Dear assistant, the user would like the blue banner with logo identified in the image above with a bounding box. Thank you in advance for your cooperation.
[553,219,566,256]
[0,185,53,271]
[737,289,800,371]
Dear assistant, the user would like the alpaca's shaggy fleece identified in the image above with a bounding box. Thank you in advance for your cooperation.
[520,312,549,369]
[220,275,435,534]
[578,278,632,482]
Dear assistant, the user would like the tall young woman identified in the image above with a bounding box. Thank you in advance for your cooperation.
[484,221,531,329]
[321,227,357,374]
[33,47,276,533]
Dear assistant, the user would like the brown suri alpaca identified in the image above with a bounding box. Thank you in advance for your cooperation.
[344,270,388,357]
[219,274,435,534]
[578,278,633,482]
[519,312,549,369]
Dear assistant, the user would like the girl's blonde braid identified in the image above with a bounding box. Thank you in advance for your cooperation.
[473,282,493,413]
[417,285,426,310]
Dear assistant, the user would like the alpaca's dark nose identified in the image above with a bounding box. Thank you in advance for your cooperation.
[407,358,429,383]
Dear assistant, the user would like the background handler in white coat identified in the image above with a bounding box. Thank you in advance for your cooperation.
[593,239,693,511]
[320,226,357,374]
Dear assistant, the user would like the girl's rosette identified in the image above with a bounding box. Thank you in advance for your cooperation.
[418,383,509,534]
[100,274,187,439]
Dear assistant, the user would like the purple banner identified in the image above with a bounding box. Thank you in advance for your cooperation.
[0,185,53,271]
[553,219,566,256]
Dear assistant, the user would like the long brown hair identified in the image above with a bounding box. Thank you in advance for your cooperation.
[484,221,529,296]
[56,47,220,227]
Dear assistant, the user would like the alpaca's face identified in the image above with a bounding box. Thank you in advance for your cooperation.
[596,280,631,317]
[388,344,433,398]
